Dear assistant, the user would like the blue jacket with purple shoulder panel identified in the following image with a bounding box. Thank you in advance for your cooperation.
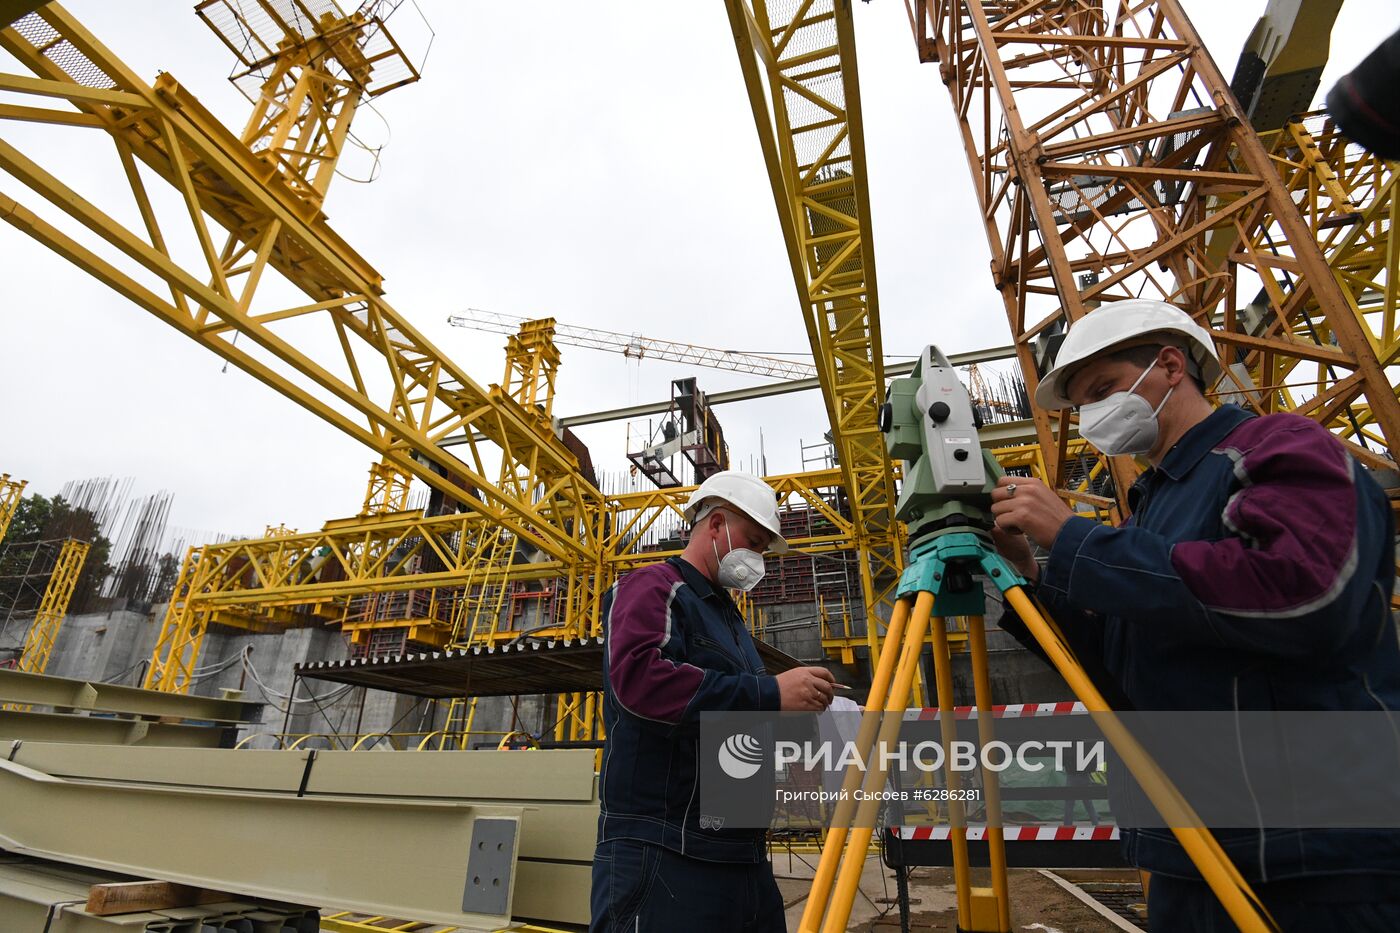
[1000,404,1400,882]
[597,554,782,862]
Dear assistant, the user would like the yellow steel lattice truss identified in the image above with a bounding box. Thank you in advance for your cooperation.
[725,0,905,660]
[15,537,89,676]
[1266,114,1397,448]
[904,0,1400,515]
[0,4,607,690]
[0,473,25,543]
[359,457,413,516]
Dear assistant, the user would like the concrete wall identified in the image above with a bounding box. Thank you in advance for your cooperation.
[6,607,159,686]
[9,605,549,750]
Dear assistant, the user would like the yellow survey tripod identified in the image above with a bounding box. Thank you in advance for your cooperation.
[797,346,1280,933]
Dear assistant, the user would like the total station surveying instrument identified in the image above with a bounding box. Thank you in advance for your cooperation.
[796,346,1280,933]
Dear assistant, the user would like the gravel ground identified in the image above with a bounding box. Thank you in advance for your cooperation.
[771,852,1146,932]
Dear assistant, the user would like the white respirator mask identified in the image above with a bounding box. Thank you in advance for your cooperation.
[1077,358,1174,457]
[712,515,766,592]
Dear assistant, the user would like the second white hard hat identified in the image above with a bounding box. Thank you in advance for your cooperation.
[683,470,789,554]
[1034,299,1222,410]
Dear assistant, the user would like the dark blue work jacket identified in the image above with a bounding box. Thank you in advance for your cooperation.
[597,555,781,862]
[1002,405,1400,882]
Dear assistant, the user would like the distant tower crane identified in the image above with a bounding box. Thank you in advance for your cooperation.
[448,310,1021,422]
[447,309,820,380]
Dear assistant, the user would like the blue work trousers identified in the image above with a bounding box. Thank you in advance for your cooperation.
[589,838,786,932]
[1148,873,1400,931]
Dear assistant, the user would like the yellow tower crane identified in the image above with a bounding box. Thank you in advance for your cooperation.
[449,308,822,381]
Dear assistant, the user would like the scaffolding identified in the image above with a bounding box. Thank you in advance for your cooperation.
[14,537,90,677]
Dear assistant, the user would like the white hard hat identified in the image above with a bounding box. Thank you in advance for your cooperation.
[1034,299,1222,410]
[683,470,789,554]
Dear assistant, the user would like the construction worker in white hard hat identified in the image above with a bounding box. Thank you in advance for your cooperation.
[988,299,1400,930]
[590,469,835,932]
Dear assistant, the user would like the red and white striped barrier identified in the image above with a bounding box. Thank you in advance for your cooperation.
[894,824,1118,842]
[909,701,1088,721]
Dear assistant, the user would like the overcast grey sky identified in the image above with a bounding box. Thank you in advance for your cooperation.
[2,1,1395,541]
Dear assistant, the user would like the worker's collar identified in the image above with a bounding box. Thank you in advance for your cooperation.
[669,555,732,605]
[1148,403,1254,482]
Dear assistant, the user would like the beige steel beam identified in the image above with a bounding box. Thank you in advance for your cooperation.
[0,741,596,928]
[0,668,262,723]
[0,708,236,747]
[0,857,320,933]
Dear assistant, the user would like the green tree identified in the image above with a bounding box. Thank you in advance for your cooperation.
[0,493,112,616]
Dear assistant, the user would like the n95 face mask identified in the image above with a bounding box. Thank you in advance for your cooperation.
[713,518,766,592]
[1077,358,1174,457]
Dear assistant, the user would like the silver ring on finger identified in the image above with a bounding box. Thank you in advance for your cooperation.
[1007,483,1017,497]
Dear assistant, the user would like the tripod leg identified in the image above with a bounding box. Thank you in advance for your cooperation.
[800,594,914,933]
[967,614,1012,932]
[926,613,974,927]
[821,591,935,933]
[1003,586,1279,933]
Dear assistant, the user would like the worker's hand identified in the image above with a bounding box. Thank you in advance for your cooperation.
[777,666,836,712]
[989,476,1073,552]
[989,522,1039,584]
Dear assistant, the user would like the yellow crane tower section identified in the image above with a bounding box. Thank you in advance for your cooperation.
[14,537,89,676]
[0,473,25,543]
[725,0,904,662]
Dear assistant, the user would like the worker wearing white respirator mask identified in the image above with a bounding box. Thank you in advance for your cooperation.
[591,470,836,932]
[989,299,1400,931]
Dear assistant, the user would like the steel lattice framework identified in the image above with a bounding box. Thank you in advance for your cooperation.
[905,0,1400,509]
[359,457,414,516]
[0,3,620,690]
[1268,114,1397,450]
[0,474,24,544]
[139,464,862,691]
[0,4,604,570]
[14,537,88,676]
[726,0,904,658]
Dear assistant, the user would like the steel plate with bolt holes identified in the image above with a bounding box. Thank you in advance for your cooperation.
[462,817,517,915]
